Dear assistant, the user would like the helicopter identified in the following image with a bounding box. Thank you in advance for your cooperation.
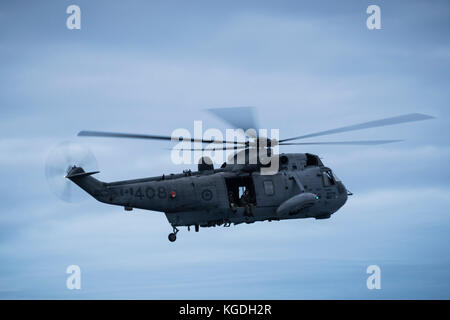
[47,107,434,242]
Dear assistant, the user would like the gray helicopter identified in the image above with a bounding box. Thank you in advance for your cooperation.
[61,108,434,242]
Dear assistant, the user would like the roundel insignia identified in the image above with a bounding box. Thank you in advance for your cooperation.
[201,189,213,201]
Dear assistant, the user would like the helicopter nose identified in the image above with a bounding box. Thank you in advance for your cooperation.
[336,181,348,207]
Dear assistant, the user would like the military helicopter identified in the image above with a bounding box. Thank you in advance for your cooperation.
[46,107,434,242]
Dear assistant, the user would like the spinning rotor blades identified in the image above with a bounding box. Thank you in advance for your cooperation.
[78,130,247,146]
[77,109,435,151]
[279,113,434,143]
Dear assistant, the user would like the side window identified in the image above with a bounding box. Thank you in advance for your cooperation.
[263,180,274,195]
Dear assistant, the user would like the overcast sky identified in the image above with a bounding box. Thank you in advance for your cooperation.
[1,0,449,299]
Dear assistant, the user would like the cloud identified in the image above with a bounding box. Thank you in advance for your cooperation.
[1,0,450,299]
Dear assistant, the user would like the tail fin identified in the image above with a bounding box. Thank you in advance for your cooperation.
[66,167,100,179]
[66,166,105,200]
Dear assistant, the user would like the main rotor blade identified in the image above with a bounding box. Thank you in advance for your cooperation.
[78,130,247,145]
[279,139,403,146]
[207,106,258,137]
[280,113,434,143]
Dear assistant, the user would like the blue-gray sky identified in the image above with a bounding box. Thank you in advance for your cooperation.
[1,0,449,299]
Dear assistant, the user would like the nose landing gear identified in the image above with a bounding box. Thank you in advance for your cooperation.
[168,226,179,242]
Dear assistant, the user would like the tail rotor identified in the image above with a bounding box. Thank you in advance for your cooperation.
[45,141,98,202]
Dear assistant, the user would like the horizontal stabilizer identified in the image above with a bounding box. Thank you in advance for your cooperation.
[66,170,100,179]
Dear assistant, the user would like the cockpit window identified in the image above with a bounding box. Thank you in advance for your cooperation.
[332,172,341,182]
[306,153,319,166]
[323,170,336,186]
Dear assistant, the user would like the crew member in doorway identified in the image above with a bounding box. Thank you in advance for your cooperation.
[240,189,254,217]
[228,191,237,213]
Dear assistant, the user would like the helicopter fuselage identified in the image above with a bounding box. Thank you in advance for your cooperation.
[67,153,348,231]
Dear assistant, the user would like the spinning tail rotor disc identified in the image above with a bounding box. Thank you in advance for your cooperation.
[45,141,98,202]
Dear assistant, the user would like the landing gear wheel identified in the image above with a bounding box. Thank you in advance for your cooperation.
[168,233,177,242]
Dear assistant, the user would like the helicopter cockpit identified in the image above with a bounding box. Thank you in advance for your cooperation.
[322,169,336,186]
[278,153,324,171]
